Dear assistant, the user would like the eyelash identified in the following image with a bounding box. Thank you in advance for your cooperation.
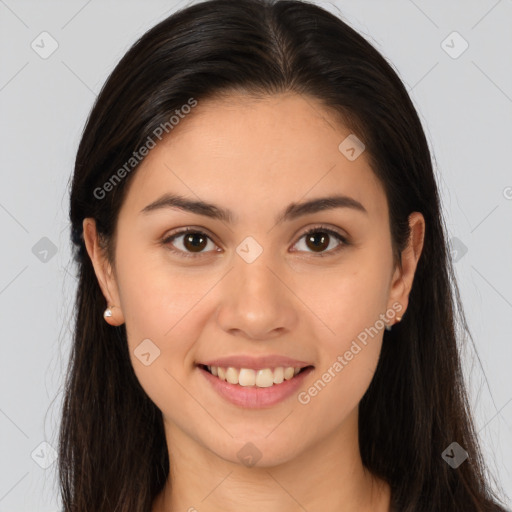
[161,225,349,259]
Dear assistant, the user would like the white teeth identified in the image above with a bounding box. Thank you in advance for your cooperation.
[206,365,307,387]
[284,367,295,380]
[273,366,284,384]
[255,369,274,387]
[238,368,256,386]
[225,367,239,385]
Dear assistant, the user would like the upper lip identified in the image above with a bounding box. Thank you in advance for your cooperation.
[198,355,313,370]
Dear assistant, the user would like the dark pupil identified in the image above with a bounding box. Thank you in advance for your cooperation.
[306,232,329,252]
[184,233,208,252]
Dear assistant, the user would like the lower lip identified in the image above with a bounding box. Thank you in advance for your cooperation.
[198,365,314,409]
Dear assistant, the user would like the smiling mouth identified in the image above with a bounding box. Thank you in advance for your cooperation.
[198,364,314,388]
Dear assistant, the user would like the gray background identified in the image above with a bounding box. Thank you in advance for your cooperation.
[0,0,511,510]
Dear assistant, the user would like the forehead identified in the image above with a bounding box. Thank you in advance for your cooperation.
[119,92,387,222]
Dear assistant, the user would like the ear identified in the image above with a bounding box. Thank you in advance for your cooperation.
[387,212,425,323]
[82,218,125,326]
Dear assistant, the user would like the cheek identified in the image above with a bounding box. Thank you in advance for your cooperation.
[115,241,202,341]
[113,245,203,401]
[116,253,208,419]
[297,247,390,414]
[298,339,382,429]
[299,279,387,424]
[306,248,392,345]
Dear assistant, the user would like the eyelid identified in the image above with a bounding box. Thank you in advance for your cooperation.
[162,224,349,259]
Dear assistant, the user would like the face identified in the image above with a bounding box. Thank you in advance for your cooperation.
[84,92,423,468]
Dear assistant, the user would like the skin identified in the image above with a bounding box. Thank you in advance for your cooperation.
[83,92,425,512]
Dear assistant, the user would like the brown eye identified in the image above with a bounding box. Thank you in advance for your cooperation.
[163,225,348,259]
[293,227,347,256]
[305,231,330,252]
[182,232,208,252]
[163,229,218,258]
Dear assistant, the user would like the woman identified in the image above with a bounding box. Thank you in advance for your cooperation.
[60,0,509,510]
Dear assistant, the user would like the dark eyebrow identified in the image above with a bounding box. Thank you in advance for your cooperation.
[140,192,368,224]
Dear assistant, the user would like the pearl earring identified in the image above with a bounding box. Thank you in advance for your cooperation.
[385,315,403,332]
[103,305,114,319]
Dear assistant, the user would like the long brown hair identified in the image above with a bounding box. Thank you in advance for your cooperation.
[60,0,509,510]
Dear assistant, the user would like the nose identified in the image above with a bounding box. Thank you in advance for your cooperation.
[215,252,299,341]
